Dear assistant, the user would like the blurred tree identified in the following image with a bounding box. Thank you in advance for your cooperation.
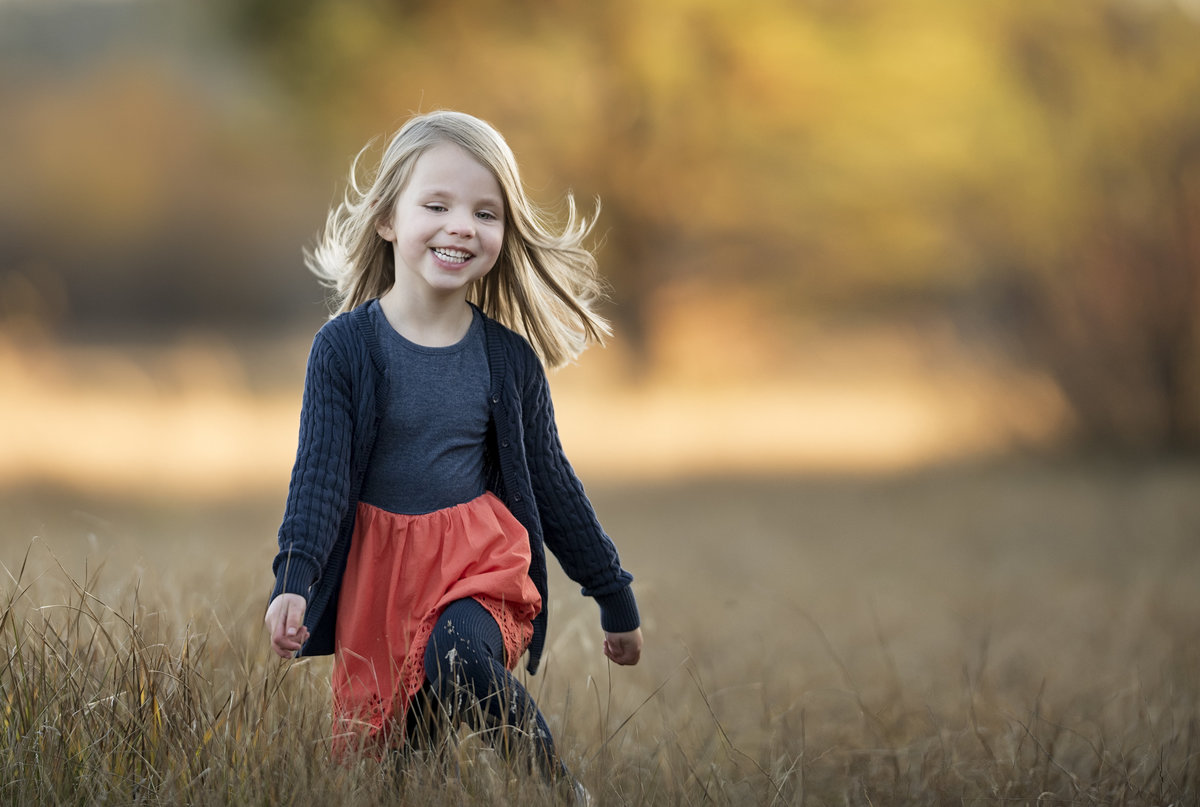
[212,0,726,361]
[212,0,988,357]
[954,1,1200,451]
[7,0,1200,454]
[0,1,334,337]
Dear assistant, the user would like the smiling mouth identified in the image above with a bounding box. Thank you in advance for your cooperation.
[432,247,473,264]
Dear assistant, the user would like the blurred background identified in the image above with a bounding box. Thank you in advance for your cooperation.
[2,0,1200,500]
[5,6,1200,801]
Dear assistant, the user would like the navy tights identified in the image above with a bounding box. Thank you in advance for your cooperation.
[407,598,563,778]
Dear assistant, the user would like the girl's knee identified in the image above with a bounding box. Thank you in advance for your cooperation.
[426,628,482,686]
[424,603,502,691]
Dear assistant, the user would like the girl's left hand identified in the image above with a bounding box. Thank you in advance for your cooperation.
[603,628,643,665]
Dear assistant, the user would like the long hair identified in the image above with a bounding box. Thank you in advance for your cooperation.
[306,110,610,368]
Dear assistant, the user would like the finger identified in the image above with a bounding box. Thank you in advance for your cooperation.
[273,621,300,647]
[267,599,287,637]
[270,611,290,645]
[285,599,305,637]
[265,599,283,632]
[273,627,306,659]
[617,640,641,665]
[268,612,283,644]
[605,640,632,665]
[271,635,296,658]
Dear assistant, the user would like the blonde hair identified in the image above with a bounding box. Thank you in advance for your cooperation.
[306,110,610,368]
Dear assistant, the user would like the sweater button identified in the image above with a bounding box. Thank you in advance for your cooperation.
[491,394,500,404]
[501,438,510,448]
[513,493,522,502]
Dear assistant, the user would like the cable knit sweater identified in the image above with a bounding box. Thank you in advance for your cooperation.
[270,301,639,674]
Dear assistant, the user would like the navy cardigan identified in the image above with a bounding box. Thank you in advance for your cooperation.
[270,302,639,674]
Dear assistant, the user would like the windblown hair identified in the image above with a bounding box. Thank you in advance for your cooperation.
[306,110,610,368]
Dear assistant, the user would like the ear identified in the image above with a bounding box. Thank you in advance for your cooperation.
[372,198,395,241]
[376,220,395,241]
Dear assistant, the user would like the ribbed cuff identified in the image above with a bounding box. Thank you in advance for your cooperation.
[270,553,319,601]
[595,585,640,634]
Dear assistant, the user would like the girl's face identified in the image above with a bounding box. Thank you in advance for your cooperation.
[377,142,505,304]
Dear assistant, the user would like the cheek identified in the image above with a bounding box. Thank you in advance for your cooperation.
[485,229,505,256]
[480,248,502,275]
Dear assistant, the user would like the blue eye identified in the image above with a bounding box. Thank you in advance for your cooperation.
[476,210,498,221]
[424,204,447,213]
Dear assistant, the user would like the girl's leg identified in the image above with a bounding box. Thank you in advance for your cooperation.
[402,681,443,754]
[424,598,567,779]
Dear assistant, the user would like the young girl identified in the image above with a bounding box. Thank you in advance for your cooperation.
[264,110,643,784]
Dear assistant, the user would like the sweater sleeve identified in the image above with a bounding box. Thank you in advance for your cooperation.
[520,352,640,634]
[270,329,355,603]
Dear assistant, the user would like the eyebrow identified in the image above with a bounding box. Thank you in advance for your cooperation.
[422,188,504,208]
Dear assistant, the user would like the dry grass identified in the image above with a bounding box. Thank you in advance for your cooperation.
[2,460,1199,805]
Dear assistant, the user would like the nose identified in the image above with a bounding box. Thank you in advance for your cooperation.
[446,213,475,238]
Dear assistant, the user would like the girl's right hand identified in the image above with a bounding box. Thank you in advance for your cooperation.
[265,593,310,658]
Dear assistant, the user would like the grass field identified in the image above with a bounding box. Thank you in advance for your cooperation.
[2,460,1199,805]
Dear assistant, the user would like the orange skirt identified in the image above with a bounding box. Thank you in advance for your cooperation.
[331,492,542,755]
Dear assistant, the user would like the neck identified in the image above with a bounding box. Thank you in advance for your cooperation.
[377,287,474,347]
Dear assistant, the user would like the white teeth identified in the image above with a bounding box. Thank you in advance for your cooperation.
[433,248,471,262]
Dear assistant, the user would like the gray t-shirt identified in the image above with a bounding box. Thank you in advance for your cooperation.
[358,301,490,515]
